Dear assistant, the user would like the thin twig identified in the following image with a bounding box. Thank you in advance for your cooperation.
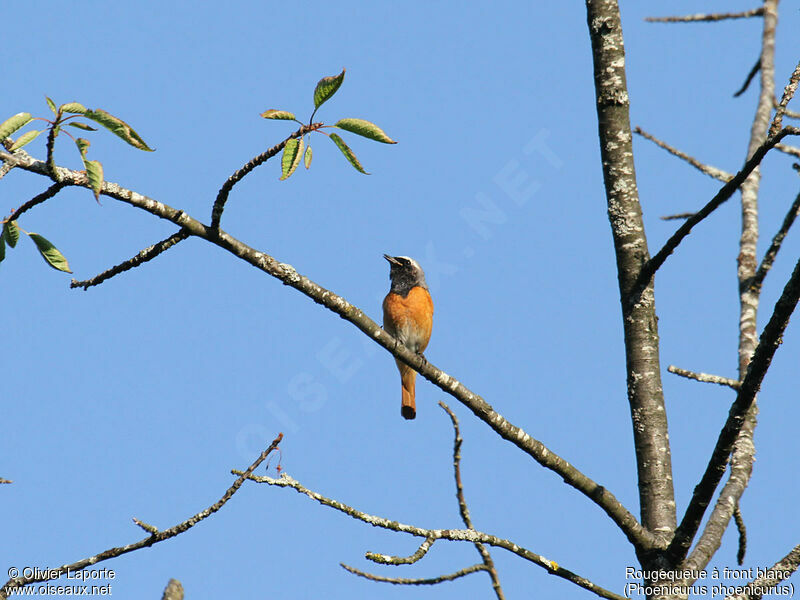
[667,365,740,390]
[769,60,800,137]
[340,563,487,585]
[238,471,626,600]
[734,503,747,565]
[726,543,800,600]
[70,229,191,290]
[366,538,435,565]
[0,434,283,599]
[0,148,655,552]
[440,402,504,599]
[775,143,800,159]
[749,189,800,295]
[4,182,66,223]
[210,123,321,229]
[635,126,800,295]
[645,8,764,23]
[735,59,762,97]
[660,212,695,221]
[667,255,800,563]
[634,127,732,182]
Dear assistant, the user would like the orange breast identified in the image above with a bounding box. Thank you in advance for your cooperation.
[383,286,434,353]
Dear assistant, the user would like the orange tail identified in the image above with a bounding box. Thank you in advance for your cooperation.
[399,364,417,420]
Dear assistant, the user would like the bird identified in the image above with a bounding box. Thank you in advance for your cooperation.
[382,254,434,420]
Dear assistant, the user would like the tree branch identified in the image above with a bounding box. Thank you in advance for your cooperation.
[210,123,321,229]
[645,8,764,24]
[668,255,800,563]
[340,563,487,586]
[0,433,283,599]
[0,150,656,551]
[586,0,676,550]
[635,126,800,292]
[748,188,800,295]
[4,182,66,224]
[440,402,504,599]
[769,60,800,138]
[735,59,761,98]
[238,471,627,600]
[634,127,732,182]
[667,365,740,390]
[70,229,190,290]
[775,143,800,158]
[726,543,800,600]
[366,538,435,565]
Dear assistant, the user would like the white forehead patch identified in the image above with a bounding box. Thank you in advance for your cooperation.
[397,256,421,270]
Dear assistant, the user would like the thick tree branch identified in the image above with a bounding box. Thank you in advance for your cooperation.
[70,229,190,290]
[0,151,656,551]
[668,255,800,563]
[634,127,733,182]
[238,471,627,600]
[586,0,676,551]
[0,434,283,599]
[667,365,740,390]
[645,8,764,24]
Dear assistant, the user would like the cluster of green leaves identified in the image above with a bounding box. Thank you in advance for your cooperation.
[0,99,153,274]
[0,99,152,200]
[0,219,71,273]
[261,69,397,180]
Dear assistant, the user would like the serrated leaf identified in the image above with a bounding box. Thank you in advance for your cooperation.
[261,109,296,120]
[280,137,304,181]
[46,96,57,115]
[9,129,43,151]
[304,144,313,169]
[329,133,368,174]
[60,102,87,115]
[0,113,33,141]
[75,137,91,157]
[27,233,72,273]
[84,109,153,151]
[84,160,104,201]
[313,68,345,110]
[334,118,397,144]
[67,122,97,131]
[4,220,20,248]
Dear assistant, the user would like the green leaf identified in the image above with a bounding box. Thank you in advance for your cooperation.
[334,118,397,144]
[329,133,368,174]
[60,102,87,115]
[46,96,57,115]
[4,220,20,248]
[9,129,43,151]
[67,122,97,131]
[304,144,313,169]
[84,109,153,151]
[0,113,33,141]
[261,109,296,120]
[280,137,304,181]
[75,137,91,157]
[84,160,104,201]
[27,233,72,273]
[313,68,345,110]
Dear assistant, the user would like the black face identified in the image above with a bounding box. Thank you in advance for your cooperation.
[384,254,426,296]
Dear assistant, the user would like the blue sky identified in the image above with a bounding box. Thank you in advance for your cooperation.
[4,2,800,598]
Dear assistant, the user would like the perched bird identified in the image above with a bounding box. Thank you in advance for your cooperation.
[382,255,434,420]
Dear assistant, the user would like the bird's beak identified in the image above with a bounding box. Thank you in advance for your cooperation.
[383,254,401,265]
